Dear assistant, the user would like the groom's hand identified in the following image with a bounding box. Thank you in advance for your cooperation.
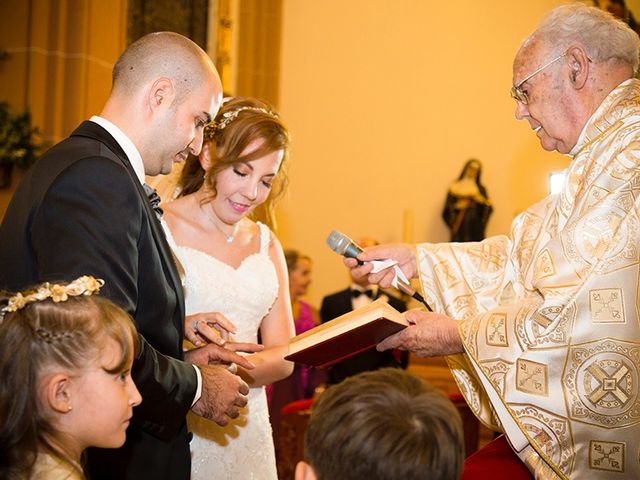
[192,364,250,425]
[184,343,261,370]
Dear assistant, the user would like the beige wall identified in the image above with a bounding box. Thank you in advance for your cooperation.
[275,0,589,307]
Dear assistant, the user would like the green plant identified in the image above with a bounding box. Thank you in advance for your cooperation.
[0,102,43,169]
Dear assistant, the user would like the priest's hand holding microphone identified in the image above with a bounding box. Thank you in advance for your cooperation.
[327,230,464,358]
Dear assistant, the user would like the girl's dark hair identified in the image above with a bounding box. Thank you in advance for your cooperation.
[0,289,138,479]
[178,96,290,230]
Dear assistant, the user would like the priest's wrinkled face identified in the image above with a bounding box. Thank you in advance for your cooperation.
[511,40,582,154]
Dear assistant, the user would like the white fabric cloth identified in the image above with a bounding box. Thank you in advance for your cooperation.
[162,220,279,479]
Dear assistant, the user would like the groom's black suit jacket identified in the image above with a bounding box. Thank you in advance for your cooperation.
[0,121,196,479]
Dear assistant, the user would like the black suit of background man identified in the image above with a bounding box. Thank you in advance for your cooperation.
[320,287,408,385]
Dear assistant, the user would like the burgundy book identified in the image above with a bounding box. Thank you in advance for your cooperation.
[284,298,408,368]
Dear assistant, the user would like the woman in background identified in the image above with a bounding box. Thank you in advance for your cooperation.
[442,158,492,242]
[286,250,319,359]
[268,249,326,460]
[161,97,295,479]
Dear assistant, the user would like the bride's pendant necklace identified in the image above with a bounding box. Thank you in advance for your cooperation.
[214,221,236,243]
[201,200,238,243]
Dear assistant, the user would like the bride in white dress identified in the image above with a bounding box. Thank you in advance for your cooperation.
[161,97,295,479]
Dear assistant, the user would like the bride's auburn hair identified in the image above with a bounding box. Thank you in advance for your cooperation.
[178,96,290,230]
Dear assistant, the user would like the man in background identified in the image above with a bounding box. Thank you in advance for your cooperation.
[320,237,407,385]
[594,0,640,34]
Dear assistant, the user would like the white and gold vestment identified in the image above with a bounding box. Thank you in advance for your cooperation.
[417,79,640,479]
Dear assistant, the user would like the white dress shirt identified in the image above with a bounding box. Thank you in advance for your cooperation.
[351,283,390,310]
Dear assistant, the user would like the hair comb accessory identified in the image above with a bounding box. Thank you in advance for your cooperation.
[1,275,105,315]
[205,105,279,139]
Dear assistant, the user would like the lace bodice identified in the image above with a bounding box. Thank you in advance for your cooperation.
[167,222,278,343]
[162,220,279,479]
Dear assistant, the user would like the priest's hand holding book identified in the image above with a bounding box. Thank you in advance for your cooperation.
[344,243,464,359]
[376,308,464,358]
[285,298,464,368]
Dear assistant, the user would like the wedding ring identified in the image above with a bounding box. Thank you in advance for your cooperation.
[227,362,238,374]
[194,319,202,332]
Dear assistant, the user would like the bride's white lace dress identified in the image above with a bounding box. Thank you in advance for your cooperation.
[163,220,279,479]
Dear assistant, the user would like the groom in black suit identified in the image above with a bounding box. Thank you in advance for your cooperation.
[320,238,408,385]
[0,32,254,480]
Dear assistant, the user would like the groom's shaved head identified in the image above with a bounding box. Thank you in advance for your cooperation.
[112,31,218,104]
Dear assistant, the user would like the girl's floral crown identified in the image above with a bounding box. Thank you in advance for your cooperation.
[1,275,104,319]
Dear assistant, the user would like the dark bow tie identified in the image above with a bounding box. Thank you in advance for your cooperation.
[143,184,163,218]
[352,288,374,299]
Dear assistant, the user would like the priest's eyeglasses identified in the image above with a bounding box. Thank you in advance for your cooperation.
[510,52,567,104]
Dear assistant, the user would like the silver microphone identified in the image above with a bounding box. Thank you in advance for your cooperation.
[325,230,432,310]
[326,230,364,264]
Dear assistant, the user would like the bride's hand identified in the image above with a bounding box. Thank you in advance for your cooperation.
[186,312,236,347]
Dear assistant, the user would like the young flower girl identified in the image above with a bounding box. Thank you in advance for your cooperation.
[0,276,141,479]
